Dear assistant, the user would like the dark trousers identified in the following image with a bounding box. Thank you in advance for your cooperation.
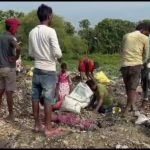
[141,67,150,100]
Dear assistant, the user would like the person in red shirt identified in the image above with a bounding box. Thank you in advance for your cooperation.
[78,57,96,81]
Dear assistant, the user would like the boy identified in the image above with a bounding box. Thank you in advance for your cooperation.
[28,4,62,136]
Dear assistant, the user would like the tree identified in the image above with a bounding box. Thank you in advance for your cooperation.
[79,19,90,29]
[64,21,75,35]
[9,10,87,59]
[94,18,135,54]
[0,10,24,22]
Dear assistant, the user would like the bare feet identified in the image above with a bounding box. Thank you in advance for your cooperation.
[121,108,128,118]
[130,105,137,112]
[34,124,45,132]
[4,115,14,123]
[44,128,64,137]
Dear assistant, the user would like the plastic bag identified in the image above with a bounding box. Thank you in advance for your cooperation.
[69,82,93,103]
[61,96,81,113]
[94,71,111,84]
[26,67,34,77]
[61,82,93,113]
[135,113,149,124]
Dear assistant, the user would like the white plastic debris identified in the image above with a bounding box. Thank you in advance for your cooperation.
[135,114,149,125]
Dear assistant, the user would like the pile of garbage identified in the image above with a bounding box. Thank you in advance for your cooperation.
[0,67,150,148]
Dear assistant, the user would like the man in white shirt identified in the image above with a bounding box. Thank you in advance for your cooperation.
[28,4,62,136]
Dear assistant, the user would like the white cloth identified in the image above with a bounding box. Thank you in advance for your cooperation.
[28,25,62,71]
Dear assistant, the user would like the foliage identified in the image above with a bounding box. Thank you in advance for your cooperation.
[0,9,150,59]
[94,18,136,54]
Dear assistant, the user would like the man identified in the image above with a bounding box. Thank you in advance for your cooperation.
[78,57,98,81]
[141,34,150,109]
[86,79,113,113]
[28,4,62,136]
[120,23,150,117]
[0,19,21,121]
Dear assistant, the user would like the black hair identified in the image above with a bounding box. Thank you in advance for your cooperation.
[136,22,150,32]
[94,61,99,69]
[37,4,53,22]
[5,24,11,31]
[61,62,67,70]
[86,79,96,89]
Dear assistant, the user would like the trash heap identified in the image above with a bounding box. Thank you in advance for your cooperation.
[0,67,150,148]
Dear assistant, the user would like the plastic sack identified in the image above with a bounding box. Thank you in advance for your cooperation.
[94,71,111,84]
[61,96,81,113]
[69,82,93,103]
[61,82,93,113]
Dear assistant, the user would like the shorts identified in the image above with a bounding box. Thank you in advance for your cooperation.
[32,68,57,105]
[0,67,16,91]
[120,65,142,91]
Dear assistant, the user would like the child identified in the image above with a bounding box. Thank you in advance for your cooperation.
[57,62,72,100]
[39,63,72,111]
[86,79,113,113]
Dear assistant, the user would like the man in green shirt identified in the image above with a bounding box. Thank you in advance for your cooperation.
[86,80,113,113]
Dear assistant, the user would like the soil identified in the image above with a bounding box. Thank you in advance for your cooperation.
[0,73,150,148]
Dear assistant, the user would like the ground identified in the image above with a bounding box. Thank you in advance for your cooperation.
[0,73,150,148]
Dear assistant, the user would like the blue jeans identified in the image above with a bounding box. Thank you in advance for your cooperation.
[32,68,57,104]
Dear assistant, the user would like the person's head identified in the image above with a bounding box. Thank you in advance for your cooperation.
[94,61,100,70]
[37,4,53,25]
[136,22,150,36]
[5,19,21,35]
[61,62,67,72]
[86,79,97,92]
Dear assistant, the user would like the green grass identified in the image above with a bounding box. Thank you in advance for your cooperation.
[22,59,34,68]
[22,53,121,78]
[63,53,121,78]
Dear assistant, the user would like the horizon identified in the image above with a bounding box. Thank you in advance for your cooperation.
[0,2,149,30]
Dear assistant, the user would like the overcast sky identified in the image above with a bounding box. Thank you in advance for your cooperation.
[0,2,149,30]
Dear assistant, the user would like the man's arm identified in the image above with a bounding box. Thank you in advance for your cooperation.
[95,95,104,112]
[143,37,149,63]
[50,29,62,59]
[28,33,34,60]
[9,40,21,62]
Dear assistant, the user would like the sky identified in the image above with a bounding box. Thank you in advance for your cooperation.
[0,1,149,30]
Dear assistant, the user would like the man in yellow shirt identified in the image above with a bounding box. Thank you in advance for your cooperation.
[120,23,150,117]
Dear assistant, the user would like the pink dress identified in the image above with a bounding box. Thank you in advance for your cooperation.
[58,71,72,99]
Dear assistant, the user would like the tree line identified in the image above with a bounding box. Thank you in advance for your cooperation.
[0,10,150,59]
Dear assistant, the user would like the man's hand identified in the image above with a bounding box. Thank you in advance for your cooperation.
[143,62,147,69]
[57,58,62,63]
